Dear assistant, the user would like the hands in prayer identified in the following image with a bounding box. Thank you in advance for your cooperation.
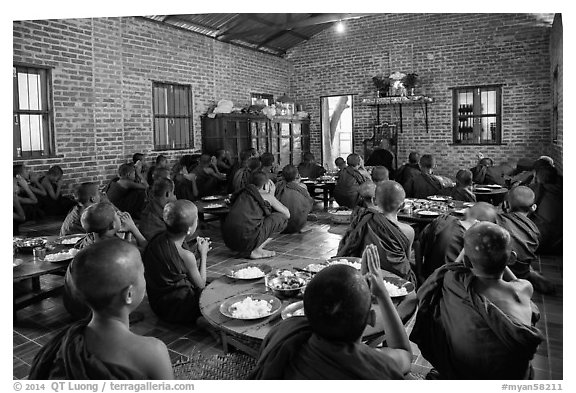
[362,244,391,301]
[197,236,212,257]
[118,211,137,232]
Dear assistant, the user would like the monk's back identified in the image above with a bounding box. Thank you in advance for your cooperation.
[474,279,534,325]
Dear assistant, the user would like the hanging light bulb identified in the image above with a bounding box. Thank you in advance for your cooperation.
[335,20,345,33]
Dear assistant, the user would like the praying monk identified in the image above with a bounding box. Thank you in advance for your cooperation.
[530,165,562,254]
[410,222,543,379]
[333,153,372,208]
[106,163,147,219]
[138,178,176,241]
[60,182,101,236]
[251,244,412,379]
[497,186,554,294]
[417,202,497,280]
[143,200,212,325]
[232,157,261,193]
[223,171,289,259]
[29,238,173,379]
[403,154,444,199]
[274,164,314,233]
[337,181,416,283]
[350,181,376,225]
[444,169,476,203]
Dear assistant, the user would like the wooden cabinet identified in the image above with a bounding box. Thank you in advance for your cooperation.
[201,114,310,168]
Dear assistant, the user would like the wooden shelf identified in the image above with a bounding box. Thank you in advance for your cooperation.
[361,96,433,106]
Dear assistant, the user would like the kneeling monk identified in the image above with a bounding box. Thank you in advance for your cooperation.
[274,164,314,233]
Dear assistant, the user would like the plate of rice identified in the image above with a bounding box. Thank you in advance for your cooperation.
[281,301,306,320]
[45,248,79,263]
[327,257,362,270]
[220,294,282,320]
[417,210,441,217]
[224,263,272,280]
[382,276,415,298]
[201,195,222,201]
[204,203,226,209]
[56,234,85,246]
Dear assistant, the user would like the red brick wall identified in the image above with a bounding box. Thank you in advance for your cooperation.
[13,16,291,192]
[286,13,555,178]
[549,14,563,175]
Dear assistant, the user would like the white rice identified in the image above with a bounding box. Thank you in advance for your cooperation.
[234,266,264,279]
[384,281,408,296]
[44,248,78,262]
[230,297,272,319]
[61,236,83,245]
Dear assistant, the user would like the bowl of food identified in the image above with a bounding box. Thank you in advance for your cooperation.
[328,208,352,224]
[326,257,362,270]
[16,238,47,253]
[382,276,415,300]
[224,263,272,280]
[266,275,307,298]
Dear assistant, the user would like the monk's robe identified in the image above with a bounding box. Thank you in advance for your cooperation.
[419,215,466,279]
[395,163,420,190]
[530,182,563,254]
[138,198,166,241]
[274,180,314,233]
[250,317,404,380]
[192,166,221,197]
[333,166,371,208]
[337,207,415,282]
[470,165,502,185]
[365,148,395,178]
[232,167,251,193]
[297,162,326,180]
[173,174,196,202]
[442,186,476,202]
[38,176,77,217]
[28,320,146,380]
[497,212,540,279]
[222,184,288,253]
[143,232,201,323]
[60,204,85,236]
[410,263,543,379]
[404,172,443,199]
[62,262,92,320]
[106,181,146,219]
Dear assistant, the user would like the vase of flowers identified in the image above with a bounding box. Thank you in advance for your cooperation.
[372,75,391,98]
[401,73,419,96]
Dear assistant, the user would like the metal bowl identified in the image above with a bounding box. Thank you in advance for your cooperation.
[16,238,47,253]
[266,276,307,298]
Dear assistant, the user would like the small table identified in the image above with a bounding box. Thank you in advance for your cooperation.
[199,259,417,358]
[473,186,509,205]
[303,181,336,210]
[195,196,230,223]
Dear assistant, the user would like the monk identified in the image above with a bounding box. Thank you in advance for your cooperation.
[298,152,326,180]
[530,165,562,254]
[350,181,377,225]
[139,178,176,241]
[232,157,261,193]
[333,153,372,208]
[395,151,420,190]
[223,171,289,259]
[260,152,279,183]
[417,202,497,280]
[404,154,444,199]
[228,148,257,193]
[444,169,476,202]
[251,244,412,379]
[13,171,40,223]
[172,159,199,202]
[192,154,226,197]
[143,200,214,329]
[29,238,173,379]
[13,178,27,234]
[410,222,543,379]
[106,163,147,219]
[338,181,416,282]
[215,149,233,175]
[334,157,346,174]
[60,182,101,236]
[470,156,499,185]
[274,165,314,233]
[38,165,76,217]
[371,166,389,183]
[365,138,395,178]
[497,186,554,294]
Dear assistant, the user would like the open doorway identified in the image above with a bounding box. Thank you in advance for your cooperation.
[320,95,354,170]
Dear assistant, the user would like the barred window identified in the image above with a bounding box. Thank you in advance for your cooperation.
[453,85,502,145]
[152,82,194,150]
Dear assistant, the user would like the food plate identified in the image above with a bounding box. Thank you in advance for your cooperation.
[474,187,491,192]
[327,257,362,270]
[281,301,306,320]
[302,262,329,274]
[219,293,282,320]
[45,249,79,263]
[16,238,47,253]
[56,234,85,246]
[427,195,451,202]
[382,276,415,298]
[224,263,272,279]
[463,202,475,207]
[417,210,441,217]
[13,259,24,268]
[201,195,222,201]
[204,203,226,209]
[453,208,467,215]
[485,184,502,189]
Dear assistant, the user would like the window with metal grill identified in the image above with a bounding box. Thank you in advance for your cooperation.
[452,85,502,145]
[13,65,54,159]
[152,82,194,150]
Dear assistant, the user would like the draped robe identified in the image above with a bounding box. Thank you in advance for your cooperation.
[404,172,443,199]
[333,166,371,209]
[106,181,146,219]
[274,180,314,233]
[530,182,563,253]
[497,212,540,278]
[138,198,166,241]
[419,214,466,279]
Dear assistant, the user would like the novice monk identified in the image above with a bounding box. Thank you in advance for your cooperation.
[530,165,562,254]
[60,182,101,236]
[172,159,199,202]
[274,165,314,233]
[337,181,416,282]
[333,153,372,208]
[418,202,497,280]
[395,151,421,190]
[223,171,289,259]
[298,152,326,180]
[445,169,476,202]
[232,157,261,193]
[29,238,173,379]
[142,200,212,325]
[38,165,76,216]
[371,166,389,183]
[260,152,278,183]
[139,178,176,241]
[404,154,444,199]
[334,156,346,174]
[251,244,412,379]
[13,178,27,234]
[192,154,226,197]
[14,163,47,198]
[106,163,147,219]
[410,222,543,379]
[146,154,169,185]
[13,171,40,222]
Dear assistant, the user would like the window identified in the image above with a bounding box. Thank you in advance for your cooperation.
[452,85,502,144]
[320,95,354,169]
[13,65,54,159]
[152,82,193,150]
[552,65,559,143]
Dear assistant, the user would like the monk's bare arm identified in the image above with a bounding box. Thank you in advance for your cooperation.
[262,193,290,219]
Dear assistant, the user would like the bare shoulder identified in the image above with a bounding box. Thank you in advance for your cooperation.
[509,278,534,298]
[127,333,173,378]
[397,221,415,240]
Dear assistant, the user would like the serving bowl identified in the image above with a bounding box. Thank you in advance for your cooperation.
[266,275,307,298]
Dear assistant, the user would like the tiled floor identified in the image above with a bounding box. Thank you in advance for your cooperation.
[13,205,563,379]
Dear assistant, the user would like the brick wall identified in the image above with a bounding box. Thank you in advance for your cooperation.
[549,14,563,174]
[13,16,291,192]
[286,13,555,178]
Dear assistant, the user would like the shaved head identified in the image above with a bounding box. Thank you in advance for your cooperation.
[70,238,144,311]
[507,186,535,212]
[467,202,497,223]
[375,180,406,213]
[464,222,511,275]
[163,200,198,235]
[81,202,117,234]
[304,265,371,342]
[358,181,376,199]
[371,166,389,182]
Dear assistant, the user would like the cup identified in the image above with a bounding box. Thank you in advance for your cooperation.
[33,247,46,261]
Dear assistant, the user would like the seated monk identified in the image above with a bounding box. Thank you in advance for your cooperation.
[498,186,554,294]
[232,157,261,193]
[395,151,421,190]
[106,163,147,219]
[251,244,412,379]
[333,153,372,208]
[334,157,346,175]
[470,156,499,185]
[146,154,169,186]
[139,178,176,241]
[60,182,101,236]
[404,154,445,199]
[192,154,226,197]
[443,169,476,202]
[410,222,544,379]
[228,148,257,193]
[350,181,376,225]
[222,171,289,259]
[274,165,314,234]
[337,181,416,282]
[29,238,173,379]
[297,152,326,180]
[529,165,562,254]
[418,202,497,280]
[142,200,213,325]
[172,160,199,202]
[371,166,389,184]
[260,152,279,183]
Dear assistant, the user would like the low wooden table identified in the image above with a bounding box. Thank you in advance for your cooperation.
[303,181,336,210]
[473,186,509,205]
[195,195,230,223]
[199,258,417,358]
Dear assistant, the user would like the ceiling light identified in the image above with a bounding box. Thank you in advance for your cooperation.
[335,21,345,33]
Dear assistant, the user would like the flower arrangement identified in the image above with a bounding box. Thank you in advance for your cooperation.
[372,75,391,97]
[401,73,419,92]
